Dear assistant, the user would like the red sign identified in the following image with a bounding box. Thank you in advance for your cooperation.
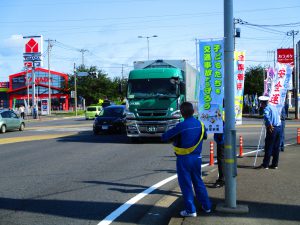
[25,77,53,84]
[0,82,9,88]
[277,48,294,65]
[25,38,39,53]
[24,62,33,68]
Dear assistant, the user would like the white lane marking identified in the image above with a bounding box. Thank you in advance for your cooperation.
[97,143,295,225]
[98,162,209,225]
[97,174,177,225]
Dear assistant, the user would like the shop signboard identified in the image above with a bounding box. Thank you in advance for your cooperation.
[23,35,43,68]
[41,99,49,115]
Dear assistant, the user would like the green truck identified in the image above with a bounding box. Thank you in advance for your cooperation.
[126,59,199,139]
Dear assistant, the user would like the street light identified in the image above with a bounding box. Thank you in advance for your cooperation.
[138,35,158,60]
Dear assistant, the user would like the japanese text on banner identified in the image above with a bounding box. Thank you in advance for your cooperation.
[234,51,246,125]
[269,63,293,114]
[199,40,224,133]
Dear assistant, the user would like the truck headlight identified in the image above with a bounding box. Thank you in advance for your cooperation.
[126,112,136,119]
[171,110,181,119]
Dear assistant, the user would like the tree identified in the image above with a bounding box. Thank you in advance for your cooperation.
[64,65,127,106]
[244,65,265,96]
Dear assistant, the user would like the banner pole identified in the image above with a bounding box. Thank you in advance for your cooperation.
[253,122,265,167]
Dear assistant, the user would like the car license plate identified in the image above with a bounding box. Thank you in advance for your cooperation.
[147,126,157,132]
[102,125,108,130]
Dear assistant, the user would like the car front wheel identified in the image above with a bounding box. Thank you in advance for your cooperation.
[19,123,25,131]
[0,125,6,133]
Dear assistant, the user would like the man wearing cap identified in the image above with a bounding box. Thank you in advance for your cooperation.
[162,102,211,217]
[258,96,281,169]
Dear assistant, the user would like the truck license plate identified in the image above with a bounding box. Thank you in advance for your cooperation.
[147,126,157,132]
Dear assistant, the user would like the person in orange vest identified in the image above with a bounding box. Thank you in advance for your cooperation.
[162,102,211,217]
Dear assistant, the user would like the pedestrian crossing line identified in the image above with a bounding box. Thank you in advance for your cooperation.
[0,133,76,145]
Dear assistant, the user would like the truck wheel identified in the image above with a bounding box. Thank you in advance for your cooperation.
[0,125,6,133]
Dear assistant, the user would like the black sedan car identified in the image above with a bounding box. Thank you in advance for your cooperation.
[93,105,126,134]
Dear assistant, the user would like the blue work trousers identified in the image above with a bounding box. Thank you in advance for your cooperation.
[280,120,285,151]
[176,155,211,213]
[263,126,281,167]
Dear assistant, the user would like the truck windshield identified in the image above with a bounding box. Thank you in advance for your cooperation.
[128,78,177,97]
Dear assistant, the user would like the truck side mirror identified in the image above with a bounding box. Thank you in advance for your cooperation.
[180,82,185,94]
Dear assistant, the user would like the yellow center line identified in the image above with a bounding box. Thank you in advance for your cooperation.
[0,133,76,145]
[26,124,92,130]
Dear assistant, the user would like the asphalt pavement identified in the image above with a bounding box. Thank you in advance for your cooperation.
[168,144,300,225]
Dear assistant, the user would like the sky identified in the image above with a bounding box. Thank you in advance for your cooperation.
[0,0,300,81]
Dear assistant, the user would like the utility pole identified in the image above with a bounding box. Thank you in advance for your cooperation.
[287,30,299,119]
[233,18,242,50]
[45,39,55,115]
[79,49,88,67]
[217,0,248,214]
[74,63,77,116]
[267,50,276,68]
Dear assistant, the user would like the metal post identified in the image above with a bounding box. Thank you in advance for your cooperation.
[25,67,30,115]
[32,64,36,118]
[47,40,52,115]
[296,41,300,119]
[287,30,299,118]
[138,35,157,60]
[224,0,236,208]
[74,63,77,116]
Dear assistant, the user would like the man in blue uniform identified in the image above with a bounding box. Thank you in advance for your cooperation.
[162,102,211,217]
[280,101,288,152]
[258,96,281,169]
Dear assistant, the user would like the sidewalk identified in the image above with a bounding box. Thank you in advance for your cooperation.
[169,144,300,225]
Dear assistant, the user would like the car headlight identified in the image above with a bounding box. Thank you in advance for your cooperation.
[126,112,136,119]
[171,110,181,119]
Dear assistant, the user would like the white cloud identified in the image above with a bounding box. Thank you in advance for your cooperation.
[0,34,23,56]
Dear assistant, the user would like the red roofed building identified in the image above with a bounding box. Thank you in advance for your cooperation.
[7,68,69,111]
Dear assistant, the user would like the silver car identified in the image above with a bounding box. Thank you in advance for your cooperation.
[0,109,25,133]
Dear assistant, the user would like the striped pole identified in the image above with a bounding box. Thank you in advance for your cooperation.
[239,136,243,157]
[209,141,214,166]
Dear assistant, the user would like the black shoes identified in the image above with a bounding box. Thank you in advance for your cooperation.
[256,164,278,169]
[255,165,269,169]
[269,165,278,169]
[213,180,225,188]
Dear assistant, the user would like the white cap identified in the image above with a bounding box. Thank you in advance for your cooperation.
[258,96,269,101]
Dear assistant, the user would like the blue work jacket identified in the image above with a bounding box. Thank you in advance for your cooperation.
[161,116,207,156]
[264,104,281,127]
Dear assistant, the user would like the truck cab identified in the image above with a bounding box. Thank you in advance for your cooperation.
[126,60,198,138]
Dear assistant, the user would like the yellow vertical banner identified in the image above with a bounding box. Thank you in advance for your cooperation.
[234,51,245,125]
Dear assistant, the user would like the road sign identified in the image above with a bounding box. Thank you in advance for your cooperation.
[77,72,89,77]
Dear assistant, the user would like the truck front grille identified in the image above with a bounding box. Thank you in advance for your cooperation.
[137,109,168,117]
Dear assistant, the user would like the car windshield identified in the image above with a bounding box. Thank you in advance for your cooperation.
[87,107,97,111]
[127,78,177,98]
[99,107,124,117]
